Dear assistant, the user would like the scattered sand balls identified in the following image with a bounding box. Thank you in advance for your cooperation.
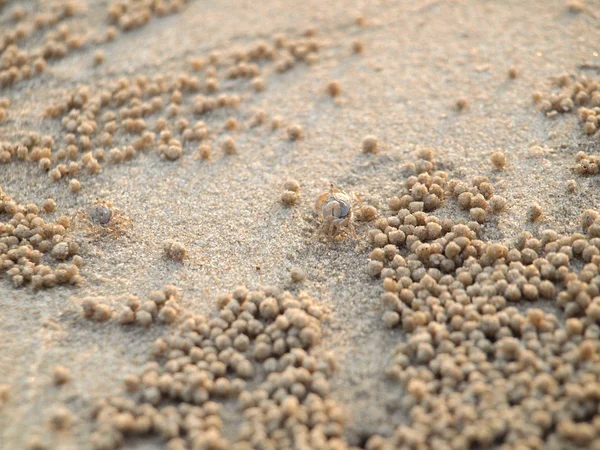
[123,374,140,392]
[222,136,237,155]
[572,151,600,175]
[10,5,26,21]
[286,124,303,141]
[271,115,283,129]
[567,0,585,13]
[81,298,112,321]
[532,90,543,103]
[584,121,596,135]
[224,117,238,131]
[528,203,543,221]
[6,25,600,450]
[327,80,341,97]
[470,207,487,223]
[42,198,56,213]
[351,38,364,53]
[0,384,9,405]
[80,287,183,329]
[88,287,338,449]
[69,179,81,193]
[290,267,306,282]
[281,190,299,206]
[52,366,71,385]
[250,109,267,127]
[136,310,152,327]
[49,404,72,430]
[109,148,123,164]
[93,50,105,65]
[490,151,506,169]
[580,209,598,232]
[51,242,70,261]
[0,187,84,289]
[197,144,211,160]
[205,77,219,92]
[455,98,468,111]
[190,56,204,71]
[357,205,377,222]
[164,240,186,261]
[354,14,367,26]
[361,135,378,153]
[49,167,62,181]
[363,151,600,450]
[283,179,300,192]
[251,77,265,92]
[117,307,135,324]
[489,195,507,212]
[34,58,47,74]
[538,72,600,137]
[163,144,183,161]
[383,310,400,328]
[281,178,300,205]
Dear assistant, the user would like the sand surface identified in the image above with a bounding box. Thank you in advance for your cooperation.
[1,0,600,449]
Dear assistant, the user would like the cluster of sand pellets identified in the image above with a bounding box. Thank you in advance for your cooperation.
[107,0,191,31]
[79,285,184,326]
[0,0,87,88]
[0,96,9,122]
[0,0,198,88]
[573,151,600,176]
[164,239,187,262]
[83,286,347,450]
[281,179,301,206]
[0,186,82,289]
[534,73,600,137]
[534,73,600,178]
[364,150,600,449]
[0,30,329,196]
[361,136,378,154]
[9,136,600,450]
[4,1,600,448]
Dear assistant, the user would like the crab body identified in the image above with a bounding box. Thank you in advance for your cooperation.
[72,200,131,237]
[315,185,358,240]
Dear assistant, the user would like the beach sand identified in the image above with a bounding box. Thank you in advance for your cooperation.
[2,1,600,449]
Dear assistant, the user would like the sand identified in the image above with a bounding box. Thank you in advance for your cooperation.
[1,0,600,449]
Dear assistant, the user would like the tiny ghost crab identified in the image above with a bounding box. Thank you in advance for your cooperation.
[71,200,132,237]
[315,184,361,241]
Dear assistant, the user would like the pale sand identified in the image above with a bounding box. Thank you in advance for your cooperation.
[1,0,600,448]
